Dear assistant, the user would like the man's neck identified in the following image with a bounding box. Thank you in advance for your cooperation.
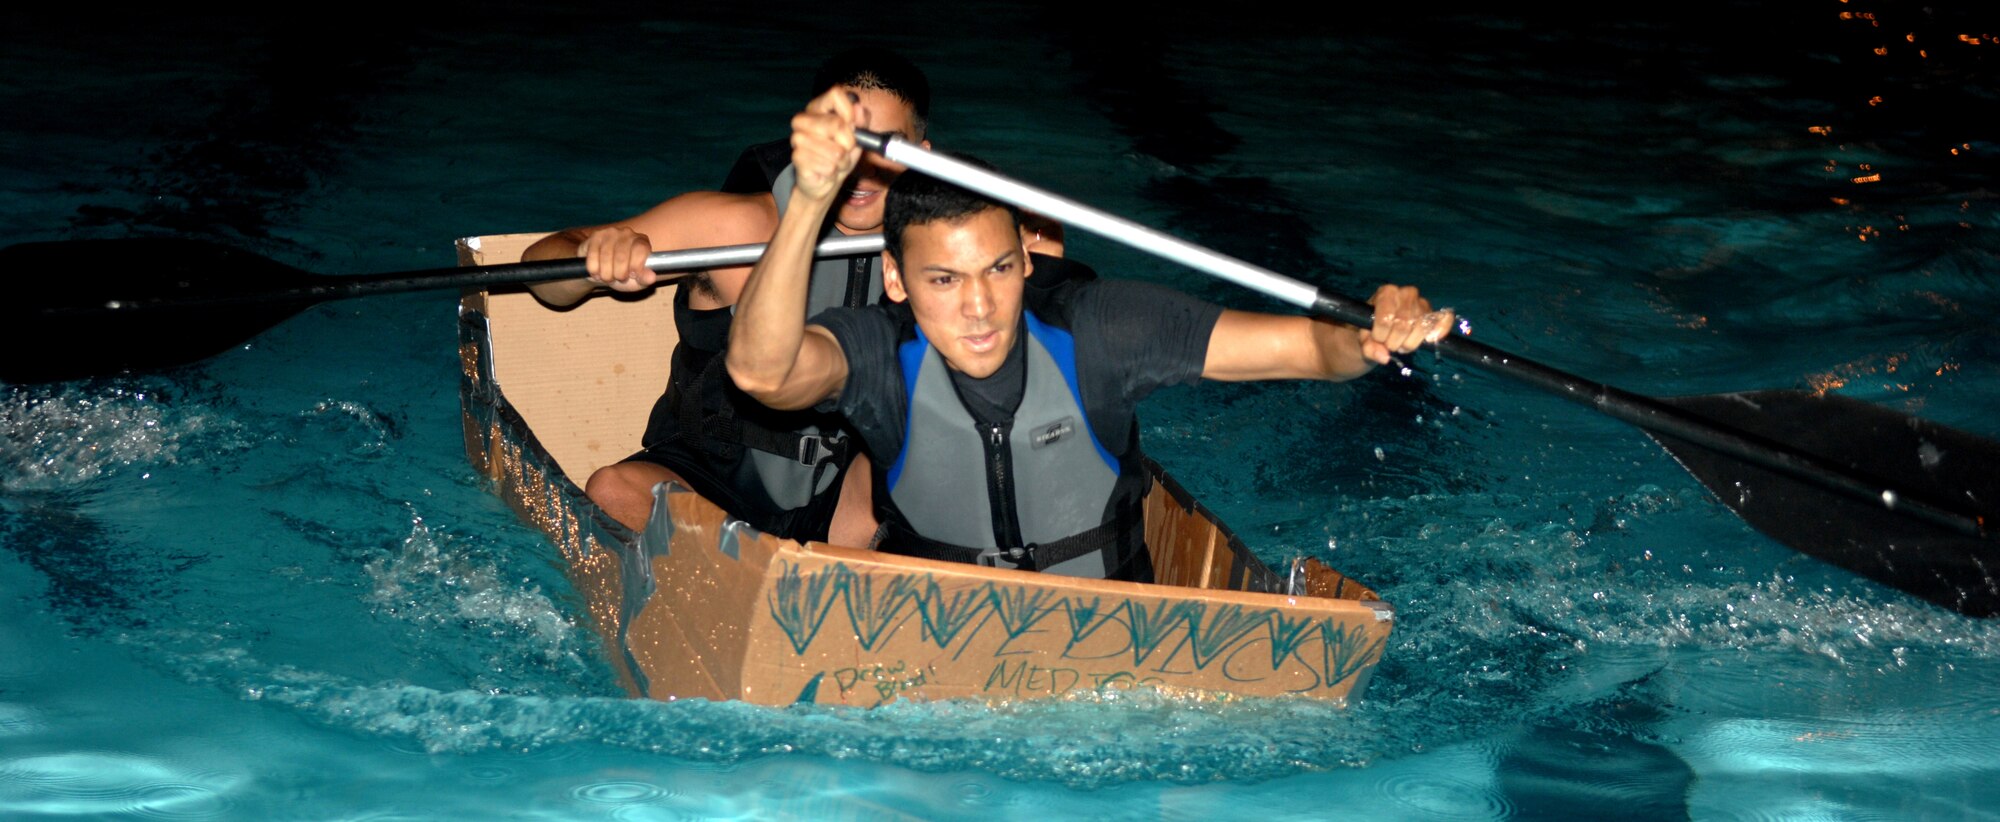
[947,322,1028,425]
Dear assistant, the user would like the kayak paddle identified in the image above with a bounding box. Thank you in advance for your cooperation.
[0,233,882,384]
[852,128,2000,618]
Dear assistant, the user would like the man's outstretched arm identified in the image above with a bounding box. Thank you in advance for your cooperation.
[1201,284,1453,382]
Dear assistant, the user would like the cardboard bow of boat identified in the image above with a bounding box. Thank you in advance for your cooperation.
[454,233,1393,707]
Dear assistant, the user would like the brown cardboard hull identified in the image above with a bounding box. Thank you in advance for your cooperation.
[455,233,1392,707]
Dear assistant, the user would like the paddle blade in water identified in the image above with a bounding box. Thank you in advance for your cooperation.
[1650,390,2000,617]
[0,238,316,383]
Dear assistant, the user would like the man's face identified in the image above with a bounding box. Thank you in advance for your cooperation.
[883,207,1033,379]
[833,85,927,233]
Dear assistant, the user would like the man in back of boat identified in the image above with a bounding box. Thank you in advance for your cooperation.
[519,47,943,547]
[725,90,1455,582]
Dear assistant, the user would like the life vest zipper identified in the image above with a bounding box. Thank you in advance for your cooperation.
[980,420,1027,551]
[843,256,872,308]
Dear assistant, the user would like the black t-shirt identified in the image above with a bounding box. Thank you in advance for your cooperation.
[813,262,1225,471]
[721,138,791,195]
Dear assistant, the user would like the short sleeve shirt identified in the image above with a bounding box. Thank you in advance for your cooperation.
[814,258,1225,469]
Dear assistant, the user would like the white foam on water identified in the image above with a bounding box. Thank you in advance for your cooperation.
[0,385,242,493]
[363,511,595,682]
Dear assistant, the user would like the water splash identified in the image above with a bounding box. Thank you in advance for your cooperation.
[214,672,1398,788]
[289,399,399,460]
[361,510,604,693]
[0,382,243,493]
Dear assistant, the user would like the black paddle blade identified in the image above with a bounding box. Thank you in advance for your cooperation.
[1650,390,2000,617]
[0,238,315,384]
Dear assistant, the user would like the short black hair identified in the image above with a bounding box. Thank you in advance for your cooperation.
[884,155,1022,262]
[810,47,931,136]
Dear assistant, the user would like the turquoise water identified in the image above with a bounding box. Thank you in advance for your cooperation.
[4,2,1998,818]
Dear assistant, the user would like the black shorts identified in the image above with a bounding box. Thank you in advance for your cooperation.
[621,437,854,544]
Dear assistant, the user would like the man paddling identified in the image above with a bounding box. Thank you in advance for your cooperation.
[520,48,953,547]
[727,90,1455,582]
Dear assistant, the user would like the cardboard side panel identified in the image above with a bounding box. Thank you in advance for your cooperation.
[627,488,769,699]
[1144,479,1221,590]
[457,232,679,488]
[455,232,661,698]
[457,233,542,267]
[726,543,1392,706]
[457,313,642,697]
[1300,558,1382,603]
[625,568,732,702]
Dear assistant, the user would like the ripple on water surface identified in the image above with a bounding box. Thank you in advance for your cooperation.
[0,753,236,819]
[1367,746,1512,822]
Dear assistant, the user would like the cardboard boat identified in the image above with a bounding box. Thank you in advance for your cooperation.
[455,232,1393,707]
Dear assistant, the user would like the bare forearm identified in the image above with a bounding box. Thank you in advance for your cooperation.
[726,190,834,401]
[522,229,595,306]
[1312,318,1376,381]
[728,85,865,408]
[1204,311,1372,382]
[1203,286,1451,382]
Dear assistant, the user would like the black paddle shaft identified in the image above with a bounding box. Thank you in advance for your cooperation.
[0,238,639,383]
[0,234,882,384]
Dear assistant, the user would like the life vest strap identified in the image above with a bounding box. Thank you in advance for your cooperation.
[884,516,1126,573]
[667,355,848,468]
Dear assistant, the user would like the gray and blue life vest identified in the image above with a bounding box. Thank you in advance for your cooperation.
[880,311,1144,578]
[662,165,881,512]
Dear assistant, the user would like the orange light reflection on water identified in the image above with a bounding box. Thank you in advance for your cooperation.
[1807,351,1932,397]
[1808,373,1848,396]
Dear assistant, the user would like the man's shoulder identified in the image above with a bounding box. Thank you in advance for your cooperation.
[1026,274,1159,323]
[720,138,791,194]
[670,189,778,222]
[1073,277,1209,314]
[629,189,778,241]
[815,302,913,347]
[1031,275,1221,360]
[815,303,914,411]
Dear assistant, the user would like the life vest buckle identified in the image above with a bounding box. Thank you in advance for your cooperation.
[975,545,1035,570]
[794,433,844,466]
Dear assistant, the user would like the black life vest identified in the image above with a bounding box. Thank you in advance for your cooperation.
[656,164,880,511]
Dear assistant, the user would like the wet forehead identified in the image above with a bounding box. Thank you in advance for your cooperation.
[903,209,1019,272]
[838,84,922,140]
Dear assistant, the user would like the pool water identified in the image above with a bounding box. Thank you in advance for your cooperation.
[4,2,1997,818]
